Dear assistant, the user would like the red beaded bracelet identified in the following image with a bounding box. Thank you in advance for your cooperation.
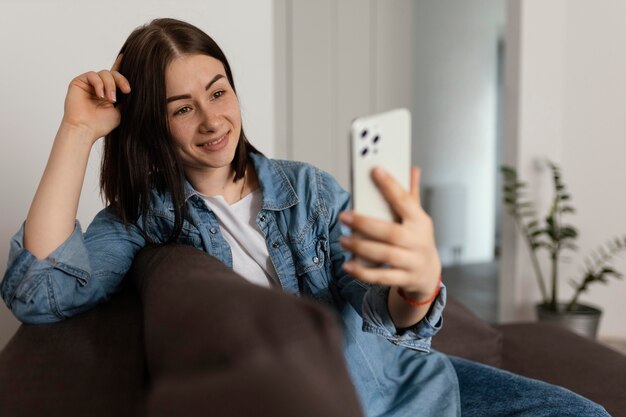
[396,275,442,307]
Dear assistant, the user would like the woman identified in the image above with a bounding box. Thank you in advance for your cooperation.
[2,18,609,417]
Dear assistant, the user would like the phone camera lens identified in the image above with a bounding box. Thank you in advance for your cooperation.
[361,147,369,157]
[361,129,368,139]
[373,135,380,144]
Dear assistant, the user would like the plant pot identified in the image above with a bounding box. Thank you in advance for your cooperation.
[535,303,602,339]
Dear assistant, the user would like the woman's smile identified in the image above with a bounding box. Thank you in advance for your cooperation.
[197,131,229,152]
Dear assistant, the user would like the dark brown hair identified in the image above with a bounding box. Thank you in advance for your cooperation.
[100,18,261,242]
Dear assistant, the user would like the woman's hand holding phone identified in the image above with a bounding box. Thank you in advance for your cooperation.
[339,166,442,328]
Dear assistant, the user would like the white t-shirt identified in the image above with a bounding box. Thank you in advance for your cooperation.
[201,190,278,287]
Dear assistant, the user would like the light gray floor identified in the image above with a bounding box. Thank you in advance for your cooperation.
[442,260,500,323]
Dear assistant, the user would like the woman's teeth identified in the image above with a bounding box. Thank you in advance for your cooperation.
[203,135,225,146]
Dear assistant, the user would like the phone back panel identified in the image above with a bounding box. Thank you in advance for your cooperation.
[350,108,411,223]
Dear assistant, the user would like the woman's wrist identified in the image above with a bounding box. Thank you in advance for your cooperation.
[396,275,442,307]
[55,121,99,150]
[58,119,100,146]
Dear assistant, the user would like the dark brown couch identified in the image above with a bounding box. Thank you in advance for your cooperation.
[1,245,625,417]
[433,300,626,416]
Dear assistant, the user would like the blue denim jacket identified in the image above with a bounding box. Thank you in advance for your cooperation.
[2,153,460,416]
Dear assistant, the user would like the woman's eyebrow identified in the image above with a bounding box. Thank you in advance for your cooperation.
[166,74,225,103]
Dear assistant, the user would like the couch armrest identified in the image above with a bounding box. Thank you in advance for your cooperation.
[0,284,145,417]
[497,322,626,417]
[132,244,363,417]
[432,296,503,367]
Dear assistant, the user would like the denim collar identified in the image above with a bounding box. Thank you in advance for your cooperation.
[249,152,299,211]
[176,152,299,211]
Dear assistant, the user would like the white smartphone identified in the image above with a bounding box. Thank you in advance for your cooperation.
[350,108,411,221]
[350,108,412,265]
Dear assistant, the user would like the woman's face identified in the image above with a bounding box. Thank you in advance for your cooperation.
[165,54,241,176]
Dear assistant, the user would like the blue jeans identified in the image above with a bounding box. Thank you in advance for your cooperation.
[450,356,611,417]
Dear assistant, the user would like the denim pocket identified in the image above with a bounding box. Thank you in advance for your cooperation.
[294,236,333,303]
[294,236,327,275]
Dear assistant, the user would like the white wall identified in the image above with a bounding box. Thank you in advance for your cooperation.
[0,0,275,349]
[501,0,626,339]
[285,0,415,189]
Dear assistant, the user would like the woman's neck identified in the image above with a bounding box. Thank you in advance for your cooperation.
[185,163,258,204]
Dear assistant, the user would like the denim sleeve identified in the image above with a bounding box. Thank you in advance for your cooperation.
[360,283,446,351]
[319,170,446,352]
[1,208,145,324]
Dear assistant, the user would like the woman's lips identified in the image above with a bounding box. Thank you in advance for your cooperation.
[198,133,229,152]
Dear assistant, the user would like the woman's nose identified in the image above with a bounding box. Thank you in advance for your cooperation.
[198,105,220,132]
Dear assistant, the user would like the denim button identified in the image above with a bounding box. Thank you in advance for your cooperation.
[259,215,266,222]
[272,242,280,248]
[313,256,319,264]
[209,227,217,234]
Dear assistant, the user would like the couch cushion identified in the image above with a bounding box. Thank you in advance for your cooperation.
[432,296,502,367]
[497,322,626,417]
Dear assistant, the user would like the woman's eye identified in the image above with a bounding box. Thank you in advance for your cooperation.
[212,90,225,100]
[174,106,192,116]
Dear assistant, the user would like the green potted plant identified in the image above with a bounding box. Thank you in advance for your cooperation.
[500,161,626,338]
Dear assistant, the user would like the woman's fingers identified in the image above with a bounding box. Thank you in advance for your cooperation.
[342,260,410,288]
[110,54,130,94]
[373,166,423,224]
[98,70,118,102]
[339,211,416,248]
[340,235,417,270]
[80,69,130,104]
[111,70,131,93]
[84,71,105,99]
[410,166,420,202]
[372,167,420,222]
[110,54,131,94]
[111,53,123,72]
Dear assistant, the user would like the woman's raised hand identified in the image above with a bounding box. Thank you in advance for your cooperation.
[23,55,131,259]
[61,54,131,144]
